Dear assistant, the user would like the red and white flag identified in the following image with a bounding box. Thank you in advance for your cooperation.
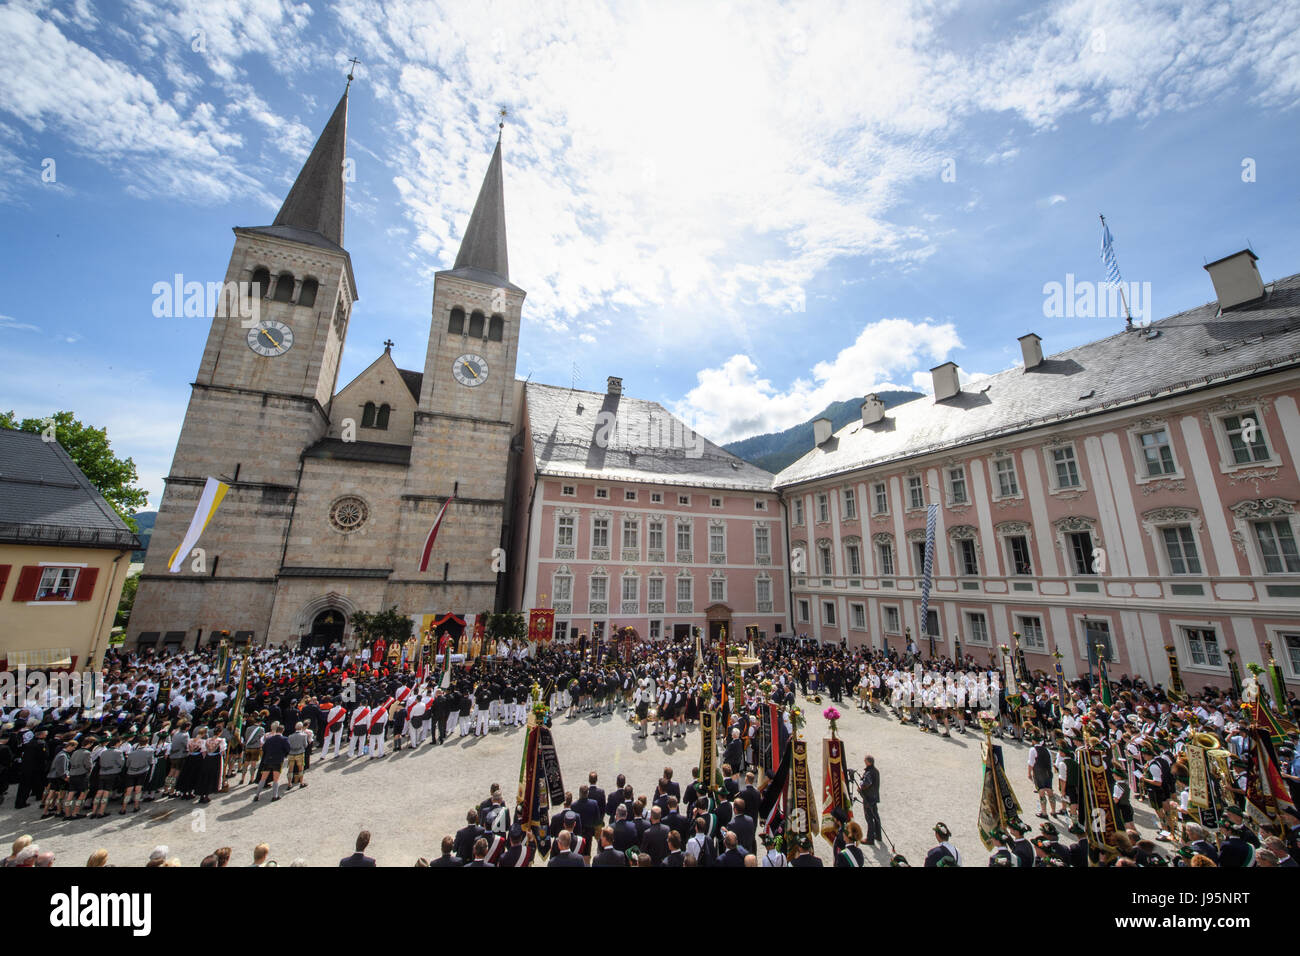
[417,495,456,572]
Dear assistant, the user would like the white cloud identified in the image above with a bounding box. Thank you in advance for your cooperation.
[1039,193,1068,207]
[0,314,41,332]
[673,317,962,443]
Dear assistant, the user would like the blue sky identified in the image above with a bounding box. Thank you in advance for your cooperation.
[1,0,1297,509]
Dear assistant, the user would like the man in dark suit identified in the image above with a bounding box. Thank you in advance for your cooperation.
[611,804,639,852]
[789,839,824,867]
[739,773,762,819]
[664,796,692,845]
[548,792,574,837]
[663,831,685,867]
[858,754,882,845]
[587,771,606,829]
[428,835,463,867]
[592,827,627,867]
[723,729,744,774]
[454,809,486,862]
[717,831,747,867]
[465,838,492,867]
[339,830,377,867]
[572,784,601,845]
[604,773,627,822]
[639,806,673,865]
[662,766,681,801]
[546,830,587,867]
[726,797,757,854]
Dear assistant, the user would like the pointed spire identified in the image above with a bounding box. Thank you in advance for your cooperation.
[271,90,349,248]
[452,137,509,282]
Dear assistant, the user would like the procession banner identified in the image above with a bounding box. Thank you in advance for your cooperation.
[528,608,555,644]
[516,723,543,836]
[699,709,718,792]
[755,706,773,783]
[789,739,818,838]
[416,494,454,572]
[1080,746,1118,852]
[991,742,1025,836]
[216,641,230,685]
[977,739,1001,850]
[167,476,228,573]
[821,737,850,846]
[1187,742,1209,809]
[229,649,250,736]
[438,634,452,690]
[538,725,565,806]
[759,737,793,835]
[1165,645,1185,699]
[917,503,938,645]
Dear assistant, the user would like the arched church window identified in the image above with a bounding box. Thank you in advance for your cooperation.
[468,310,485,338]
[361,402,377,428]
[488,314,504,341]
[251,267,271,299]
[376,404,391,429]
[448,307,465,334]
[273,271,295,302]
[298,277,318,307]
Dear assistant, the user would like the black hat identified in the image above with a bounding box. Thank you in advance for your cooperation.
[933,822,951,839]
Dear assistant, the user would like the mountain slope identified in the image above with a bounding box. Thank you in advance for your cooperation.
[722,391,922,474]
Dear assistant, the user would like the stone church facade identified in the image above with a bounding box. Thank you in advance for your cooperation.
[130,88,529,649]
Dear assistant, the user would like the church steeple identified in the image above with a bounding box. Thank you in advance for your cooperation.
[268,90,349,248]
[451,138,509,283]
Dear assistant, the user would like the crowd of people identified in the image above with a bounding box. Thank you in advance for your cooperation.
[1,631,1297,867]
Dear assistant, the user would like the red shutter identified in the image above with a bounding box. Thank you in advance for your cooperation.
[0,565,9,600]
[12,566,41,602]
[72,567,99,602]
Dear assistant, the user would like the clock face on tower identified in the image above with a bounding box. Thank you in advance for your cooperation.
[453,353,489,387]
[246,320,294,357]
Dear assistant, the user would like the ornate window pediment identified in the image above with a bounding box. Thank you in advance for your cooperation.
[1141,506,1199,525]
[1053,515,1097,533]
[872,532,894,546]
[816,537,832,548]
[947,525,978,541]
[905,528,927,542]
[995,520,1030,535]
[1229,497,1295,520]
[843,534,861,546]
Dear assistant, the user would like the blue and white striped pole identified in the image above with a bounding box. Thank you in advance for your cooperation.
[919,504,938,659]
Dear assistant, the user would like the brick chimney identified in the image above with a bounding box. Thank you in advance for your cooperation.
[606,376,623,396]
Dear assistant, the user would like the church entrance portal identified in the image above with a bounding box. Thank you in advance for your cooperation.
[304,609,345,650]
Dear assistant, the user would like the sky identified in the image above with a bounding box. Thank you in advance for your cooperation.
[1,0,1298,510]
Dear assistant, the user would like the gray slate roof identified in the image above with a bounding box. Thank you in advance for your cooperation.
[452,139,510,285]
[0,427,141,550]
[245,91,349,249]
[775,269,1300,488]
[525,382,776,491]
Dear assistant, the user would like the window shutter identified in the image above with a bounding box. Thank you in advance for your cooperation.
[0,565,9,600]
[12,566,41,601]
[72,567,99,602]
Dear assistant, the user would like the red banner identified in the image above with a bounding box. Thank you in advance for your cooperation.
[529,608,555,643]
[821,737,851,845]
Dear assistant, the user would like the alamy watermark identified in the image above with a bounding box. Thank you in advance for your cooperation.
[152,276,262,327]
[593,410,705,459]
[1043,273,1152,323]
[1,667,105,715]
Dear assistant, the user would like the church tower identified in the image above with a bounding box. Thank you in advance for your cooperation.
[389,133,525,616]
[131,89,358,642]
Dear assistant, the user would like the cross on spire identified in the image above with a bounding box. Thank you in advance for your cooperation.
[383,338,394,352]
[345,56,361,92]
[498,107,507,141]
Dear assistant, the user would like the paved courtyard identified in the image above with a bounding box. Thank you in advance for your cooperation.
[1,696,1159,867]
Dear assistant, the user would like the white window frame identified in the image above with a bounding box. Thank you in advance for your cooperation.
[647,575,665,604]
[1075,616,1116,664]
[621,574,639,604]
[675,520,693,555]
[552,573,573,603]
[822,601,837,626]
[1044,443,1085,492]
[845,541,862,576]
[1160,524,1204,576]
[708,522,726,561]
[883,605,901,634]
[1171,622,1226,674]
[906,475,925,511]
[710,496,723,508]
[622,518,640,553]
[754,498,767,511]
[649,619,662,640]
[754,525,771,562]
[842,487,857,520]
[816,493,830,523]
[676,575,693,603]
[595,486,609,500]
[793,498,804,526]
[964,610,990,646]
[650,492,663,503]
[561,484,576,497]
[624,489,637,501]
[678,494,691,506]
[872,481,889,516]
[36,566,79,601]
[1252,517,1300,574]
[755,576,772,608]
[591,515,611,551]
[946,466,968,506]
[589,574,608,603]
[1264,626,1300,680]
[1128,423,1183,483]
[954,536,980,576]
[1214,407,1278,472]
[1016,614,1046,651]
[555,514,576,550]
[850,602,867,631]
[647,519,665,553]
[876,538,895,577]
[797,599,810,623]
[991,455,1022,501]
[709,574,726,603]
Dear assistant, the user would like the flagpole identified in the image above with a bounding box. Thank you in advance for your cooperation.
[1099,214,1133,328]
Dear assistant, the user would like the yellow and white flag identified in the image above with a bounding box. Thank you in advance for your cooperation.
[168,477,229,573]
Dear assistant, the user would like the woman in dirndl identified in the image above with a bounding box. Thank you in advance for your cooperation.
[175,727,205,798]
[195,733,224,804]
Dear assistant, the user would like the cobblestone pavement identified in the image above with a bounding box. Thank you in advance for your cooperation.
[0,694,1159,867]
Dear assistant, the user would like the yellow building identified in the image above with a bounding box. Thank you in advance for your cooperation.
[0,427,140,672]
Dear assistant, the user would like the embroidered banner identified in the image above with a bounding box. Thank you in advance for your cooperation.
[538,725,565,807]
[699,709,718,792]
[789,739,817,838]
[821,737,851,845]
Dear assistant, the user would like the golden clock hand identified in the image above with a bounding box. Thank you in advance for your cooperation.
[260,329,279,346]
[463,363,478,378]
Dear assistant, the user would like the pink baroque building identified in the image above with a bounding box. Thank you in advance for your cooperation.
[508,377,785,643]
[775,250,1300,692]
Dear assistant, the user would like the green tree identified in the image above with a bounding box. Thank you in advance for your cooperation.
[115,571,140,628]
[488,611,526,644]
[1,409,149,532]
